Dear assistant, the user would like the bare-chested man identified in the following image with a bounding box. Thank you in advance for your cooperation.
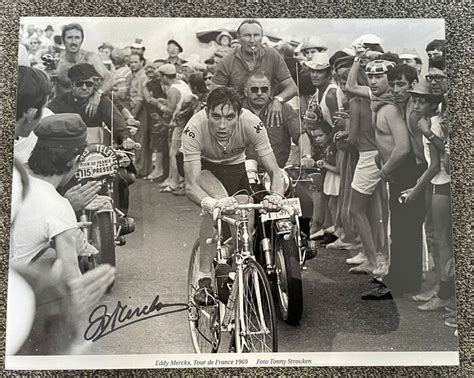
[55,23,114,116]
[347,55,423,298]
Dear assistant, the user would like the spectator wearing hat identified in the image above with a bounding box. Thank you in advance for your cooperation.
[212,19,297,128]
[300,36,328,61]
[154,63,192,192]
[215,31,233,58]
[399,51,423,75]
[131,38,146,57]
[48,63,133,147]
[11,114,88,281]
[402,79,453,312]
[98,42,114,71]
[166,39,186,74]
[304,52,343,127]
[55,23,114,117]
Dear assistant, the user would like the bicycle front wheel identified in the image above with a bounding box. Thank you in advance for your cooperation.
[188,238,220,353]
[235,258,278,353]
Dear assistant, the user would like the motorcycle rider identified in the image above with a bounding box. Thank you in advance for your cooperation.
[181,86,286,306]
[47,63,136,218]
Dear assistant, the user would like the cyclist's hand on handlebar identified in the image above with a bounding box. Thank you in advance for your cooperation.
[262,194,285,212]
[201,196,239,216]
[216,197,239,213]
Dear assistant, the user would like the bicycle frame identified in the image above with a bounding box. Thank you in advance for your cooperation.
[214,204,273,353]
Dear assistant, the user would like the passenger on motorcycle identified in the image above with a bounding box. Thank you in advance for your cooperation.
[11,114,89,281]
[243,71,313,169]
[55,23,114,116]
[47,63,136,215]
[181,86,286,306]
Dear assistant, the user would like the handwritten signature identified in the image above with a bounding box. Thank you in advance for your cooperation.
[84,295,188,342]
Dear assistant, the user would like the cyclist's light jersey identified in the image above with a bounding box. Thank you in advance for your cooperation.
[182,108,273,165]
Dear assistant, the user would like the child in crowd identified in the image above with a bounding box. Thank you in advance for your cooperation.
[309,120,340,239]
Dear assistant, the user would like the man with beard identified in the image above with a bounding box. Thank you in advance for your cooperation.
[55,23,113,116]
[212,19,297,128]
[347,56,422,298]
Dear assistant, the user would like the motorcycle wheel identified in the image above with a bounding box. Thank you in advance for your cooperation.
[90,212,116,267]
[274,235,303,325]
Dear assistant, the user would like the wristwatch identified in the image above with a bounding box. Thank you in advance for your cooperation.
[274,95,284,103]
[302,155,312,159]
[427,133,436,141]
[97,88,104,96]
[354,56,361,63]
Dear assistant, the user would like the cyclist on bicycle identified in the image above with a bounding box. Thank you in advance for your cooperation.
[181,86,286,306]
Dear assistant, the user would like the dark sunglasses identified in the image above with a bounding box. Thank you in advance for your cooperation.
[249,86,269,94]
[73,80,95,88]
[204,76,213,80]
[425,75,447,83]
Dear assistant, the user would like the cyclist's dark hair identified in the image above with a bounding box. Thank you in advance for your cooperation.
[28,145,86,176]
[188,72,208,95]
[206,87,242,115]
[426,39,446,54]
[429,55,446,71]
[237,19,263,35]
[388,64,418,84]
[16,66,51,121]
[61,23,84,41]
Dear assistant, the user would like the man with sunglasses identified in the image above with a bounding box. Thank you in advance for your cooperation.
[48,63,134,148]
[48,64,136,217]
[212,19,297,128]
[243,72,312,168]
[55,23,113,117]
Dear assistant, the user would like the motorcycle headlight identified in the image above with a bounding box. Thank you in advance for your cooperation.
[262,168,291,195]
[275,219,293,233]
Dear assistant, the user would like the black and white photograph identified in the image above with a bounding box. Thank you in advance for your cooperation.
[5,16,459,369]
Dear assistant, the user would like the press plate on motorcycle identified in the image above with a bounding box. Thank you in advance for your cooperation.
[75,144,119,180]
[260,197,302,222]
